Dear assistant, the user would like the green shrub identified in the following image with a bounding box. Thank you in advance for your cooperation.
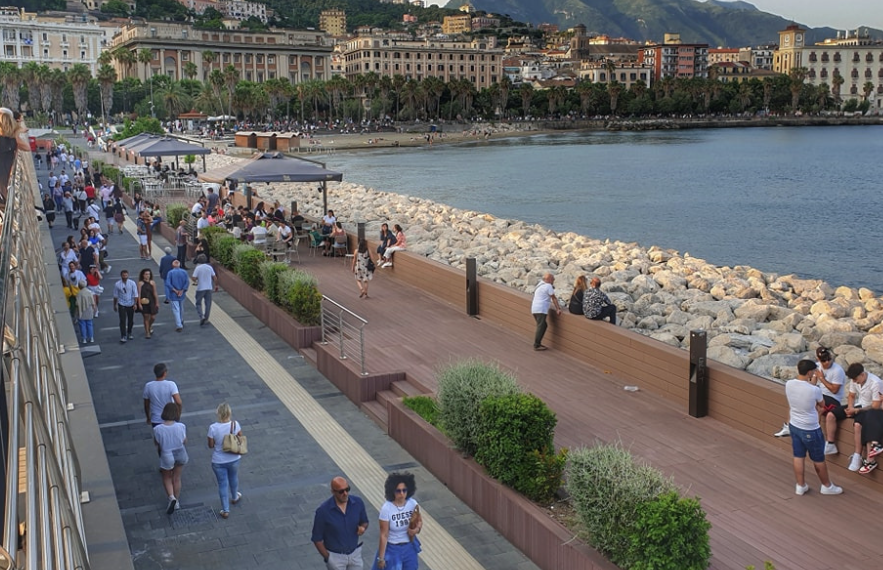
[233,245,265,290]
[165,203,188,228]
[567,444,710,570]
[260,261,290,305]
[102,165,121,186]
[474,393,565,503]
[214,236,238,269]
[403,396,440,427]
[626,491,711,570]
[201,226,228,252]
[278,269,321,325]
[436,360,521,455]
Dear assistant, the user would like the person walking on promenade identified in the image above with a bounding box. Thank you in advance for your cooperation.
[75,279,96,343]
[175,220,189,269]
[530,273,561,351]
[154,402,188,515]
[190,254,217,326]
[138,268,159,339]
[206,403,244,519]
[372,472,422,570]
[311,476,369,569]
[113,269,140,343]
[165,260,189,332]
[158,246,175,304]
[583,277,617,325]
[786,359,843,496]
[352,239,374,298]
[143,363,183,428]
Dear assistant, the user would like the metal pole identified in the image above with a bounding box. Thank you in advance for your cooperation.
[466,257,478,316]
[359,328,367,376]
[689,330,708,418]
[338,312,346,359]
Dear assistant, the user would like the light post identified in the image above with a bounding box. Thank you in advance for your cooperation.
[149,75,155,118]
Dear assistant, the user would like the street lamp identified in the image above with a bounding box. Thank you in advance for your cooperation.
[149,74,155,118]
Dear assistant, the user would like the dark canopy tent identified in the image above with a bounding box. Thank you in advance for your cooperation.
[133,137,212,171]
[199,152,343,211]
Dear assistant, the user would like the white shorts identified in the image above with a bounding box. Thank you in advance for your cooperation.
[139,234,148,245]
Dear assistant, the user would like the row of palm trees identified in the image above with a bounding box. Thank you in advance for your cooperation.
[1,53,876,128]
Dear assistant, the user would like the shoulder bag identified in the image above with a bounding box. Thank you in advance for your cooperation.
[221,419,248,455]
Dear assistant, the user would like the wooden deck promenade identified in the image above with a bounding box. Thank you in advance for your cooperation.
[290,246,882,570]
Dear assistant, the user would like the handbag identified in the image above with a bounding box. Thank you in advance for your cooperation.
[140,297,150,305]
[366,257,375,272]
[221,419,248,454]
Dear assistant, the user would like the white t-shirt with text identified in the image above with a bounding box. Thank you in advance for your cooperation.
[379,497,419,544]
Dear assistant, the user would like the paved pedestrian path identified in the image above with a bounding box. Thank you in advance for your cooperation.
[43,156,537,570]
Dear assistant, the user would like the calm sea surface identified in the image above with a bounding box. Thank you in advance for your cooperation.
[325,126,883,293]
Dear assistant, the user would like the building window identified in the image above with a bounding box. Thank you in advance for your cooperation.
[63,49,68,59]
[234,54,241,63]
[246,71,252,81]
[268,55,274,64]
[867,52,874,63]
[245,54,252,63]
[42,32,47,41]
[852,52,860,62]
[866,68,873,78]
[820,68,828,78]
[850,84,857,94]
[852,68,859,78]
[62,34,67,42]
[821,52,829,62]
[289,55,296,65]
[81,50,86,60]
[223,53,230,63]
[257,54,263,64]
[833,52,841,62]
[809,52,817,62]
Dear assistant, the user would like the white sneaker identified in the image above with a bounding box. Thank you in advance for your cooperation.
[382,262,393,268]
[848,453,862,471]
[820,483,843,495]
[824,442,839,455]
[795,483,809,496]
[773,423,790,437]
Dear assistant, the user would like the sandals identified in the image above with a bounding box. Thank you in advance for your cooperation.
[859,460,878,475]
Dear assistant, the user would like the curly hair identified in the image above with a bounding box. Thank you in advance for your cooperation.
[383,472,416,502]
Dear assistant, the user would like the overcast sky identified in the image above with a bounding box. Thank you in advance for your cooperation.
[422,1,883,31]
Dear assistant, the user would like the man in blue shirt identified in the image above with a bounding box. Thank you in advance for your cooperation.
[164,260,189,332]
[312,476,369,569]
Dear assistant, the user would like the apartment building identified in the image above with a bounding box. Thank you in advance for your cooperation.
[708,48,741,65]
[319,9,346,37]
[774,25,883,105]
[0,8,106,73]
[221,0,268,23]
[109,20,330,83]
[738,45,775,70]
[342,36,503,90]
[442,15,471,35]
[578,61,653,89]
[640,34,709,80]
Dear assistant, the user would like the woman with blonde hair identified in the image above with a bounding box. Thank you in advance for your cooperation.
[206,402,243,519]
[568,275,588,315]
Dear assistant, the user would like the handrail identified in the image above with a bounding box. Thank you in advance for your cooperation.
[320,296,368,375]
[0,150,91,570]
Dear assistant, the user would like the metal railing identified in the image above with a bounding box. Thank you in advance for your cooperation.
[320,296,368,376]
[0,150,91,570]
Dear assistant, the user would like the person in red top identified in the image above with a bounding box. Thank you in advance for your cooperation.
[84,182,96,201]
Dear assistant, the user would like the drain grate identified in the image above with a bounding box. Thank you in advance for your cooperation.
[169,505,218,529]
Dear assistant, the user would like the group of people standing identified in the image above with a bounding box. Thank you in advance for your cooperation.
[143,362,244,518]
[530,273,617,351]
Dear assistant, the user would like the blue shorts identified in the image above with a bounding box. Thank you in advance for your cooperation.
[789,424,825,463]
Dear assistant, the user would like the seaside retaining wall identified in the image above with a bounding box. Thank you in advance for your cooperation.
[368,245,878,486]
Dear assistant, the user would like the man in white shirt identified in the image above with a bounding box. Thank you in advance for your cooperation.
[785,360,842,496]
[196,210,210,239]
[250,223,268,245]
[277,221,293,247]
[844,363,883,472]
[190,255,217,326]
[530,273,561,351]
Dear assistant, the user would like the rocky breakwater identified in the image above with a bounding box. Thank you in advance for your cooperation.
[266,180,883,381]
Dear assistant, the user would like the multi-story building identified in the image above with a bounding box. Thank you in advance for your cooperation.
[471,16,499,31]
[569,25,642,62]
[177,0,219,14]
[109,20,330,83]
[640,33,709,80]
[709,61,751,82]
[442,15,471,35]
[0,8,106,73]
[342,36,503,91]
[220,0,268,23]
[578,61,652,89]
[708,47,741,65]
[738,45,775,70]
[774,25,883,106]
[319,9,346,37]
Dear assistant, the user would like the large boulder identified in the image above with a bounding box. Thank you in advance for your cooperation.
[733,300,771,322]
[833,345,866,367]
[861,335,883,365]
[708,345,751,370]
[769,333,807,355]
[818,331,866,349]
[747,354,803,380]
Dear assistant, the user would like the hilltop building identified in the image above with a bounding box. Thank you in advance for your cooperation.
[0,7,108,73]
[109,20,330,83]
[319,9,346,37]
[774,24,883,107]
[639,33,709,79]
[342,35,503,91]
[569,25,642,62]
[442,15,471,35]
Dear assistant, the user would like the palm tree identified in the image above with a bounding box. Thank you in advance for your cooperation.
[362,71,379,120]
[264,78,289,120]
[377,75,393,118]
[423,76,445,119]
[737,81,753,112]
[67,63,92,120]
[183,62,198,81]
[113,47,136,111]
[222,64,239,118]
[194,83,219,115]
[201,50,215,81]
[862,81,874,102]
[0,63,21,110]
[158,82,191,119]
[519,83,534,118]
[575,78,593,116]
[831,72,844,106]
[815,83,830,110]
[607,80,623,115]
[604,59,616,84]
[23,62,43,113]
[788,67,807,113]
[137,48,155,116]
[762,77,774,112]
[400,79,420,120]
[97,63,117,126]
[498,76,512,118]
[391,74,405,120]
[49,68,66,118]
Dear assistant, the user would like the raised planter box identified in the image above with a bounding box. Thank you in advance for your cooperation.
[387,399,618,570]
[214,263,322,349]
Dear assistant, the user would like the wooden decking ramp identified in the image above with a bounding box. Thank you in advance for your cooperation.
[288,246,881,570]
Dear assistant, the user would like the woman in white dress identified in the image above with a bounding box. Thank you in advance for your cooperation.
[352,239,374,298]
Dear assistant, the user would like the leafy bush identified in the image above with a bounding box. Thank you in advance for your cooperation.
[214,236,238,269]
[436,360,521,455]
[259,261,290,305]
[101,165,121,187]
[165,203,188,228]
[201,226,227,251]
[278,269,321,325]
[626,491,711,570]
[403,396,440,427]
[567,444,711,570]
[475,393,565,503]
[233,245,265,290]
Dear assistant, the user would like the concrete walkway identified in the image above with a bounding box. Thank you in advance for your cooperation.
[43,154,537,570]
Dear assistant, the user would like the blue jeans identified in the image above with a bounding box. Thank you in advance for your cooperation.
[211,460,240,512]
[169,299,185,328]
[78,318,93,340]
[372,541,419,570]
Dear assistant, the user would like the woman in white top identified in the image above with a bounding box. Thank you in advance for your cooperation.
[380,224,406,268]
[206,402,243,519]
[322,209,336,235]
[373,472,422,570]
[153,403,188,515]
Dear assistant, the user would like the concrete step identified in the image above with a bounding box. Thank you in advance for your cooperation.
[301,346,317,367]
[361,400,388,433]
[391,380,426,399]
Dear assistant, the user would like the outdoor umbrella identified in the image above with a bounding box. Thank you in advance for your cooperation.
[134,137,212,171]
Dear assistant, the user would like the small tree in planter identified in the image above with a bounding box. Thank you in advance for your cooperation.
[232,244,266,290]
[165,203,188,228]
[183,154,196,170]
[277,269,321,326]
